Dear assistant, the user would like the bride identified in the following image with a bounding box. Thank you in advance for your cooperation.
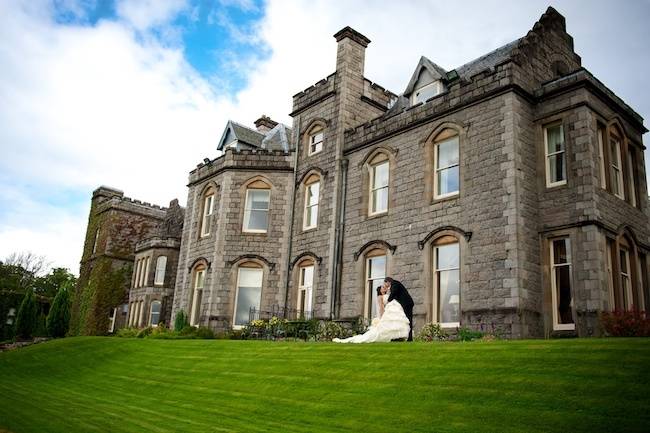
[333,284,410,343]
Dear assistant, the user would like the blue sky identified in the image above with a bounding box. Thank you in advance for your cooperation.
[1,0,649,273]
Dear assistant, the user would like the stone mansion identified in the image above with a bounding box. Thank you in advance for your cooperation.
[71,7,649,338]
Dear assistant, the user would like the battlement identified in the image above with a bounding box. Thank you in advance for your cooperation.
[135,236,181,253]
[188,147,293,186]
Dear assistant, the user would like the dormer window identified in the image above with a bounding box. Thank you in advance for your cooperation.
[308,128,323,155]
[412,80,443,105]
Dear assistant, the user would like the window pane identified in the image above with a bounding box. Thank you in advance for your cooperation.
[548,154,566,183]
[249,190,270,210]
[368,256,386,279]
[306,205,317,227]
[437,137,459,168]
[150,302,161,326]
[414,82,440,103]
[439,269,460,323]
[620,250,628,273]
[437,166,459,195]
[195,270,205,289]
[247,209,268,231]
[155,256,167,285]
[546,125,564,154]
[307,183,319,206]
[301,266,314,287]
[372,187,388,213]
[235,286,262,326]
[373,162,389,188]
[436,243,459,269]
[554,266,573,324]
[553,239,570,264]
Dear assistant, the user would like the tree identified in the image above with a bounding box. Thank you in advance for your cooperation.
[34,268,77,299]
[15,289,38,340]
[174,310,188,332]
[46,285,71,338]
[4,252,49,276]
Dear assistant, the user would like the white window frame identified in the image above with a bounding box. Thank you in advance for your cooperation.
[297,265,314,316]
[141,256,150,288]
[242,189,270,233]
[303,181,320,230]
[108,308,117,333]
[149,301,161,327]
[92,227,100,254]
[606,239,615,311]
[364,254,386,320]
[233,267,263,329]
[627,150,637,207]
[544,123,567,188]
[610,135,625,200]
[411,80,443,105]
[369,160,389,216]
[154,256,167,286]
[433,242,461,328]
[308,128,323,156]
[598,126,607,189]
[620,248,633,310]
[133,259,141,288]
[189,269,205,326]
[201,194,214,237]
[550,237,575,331]
[434,136,460,200]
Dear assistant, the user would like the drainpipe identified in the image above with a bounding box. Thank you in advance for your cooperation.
[283,118,301,314]
[330,158,349,319]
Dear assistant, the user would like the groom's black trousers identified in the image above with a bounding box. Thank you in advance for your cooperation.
[404,305,413,341]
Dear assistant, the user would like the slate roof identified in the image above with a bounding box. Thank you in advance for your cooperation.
[229,121,265,147]
[455,38,522,80]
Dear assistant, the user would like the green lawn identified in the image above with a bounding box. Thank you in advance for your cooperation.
[0,338,649,433]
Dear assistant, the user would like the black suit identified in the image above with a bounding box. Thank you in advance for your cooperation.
[387,280,414,341]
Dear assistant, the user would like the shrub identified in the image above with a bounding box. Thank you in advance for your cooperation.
[601,309,650,337]
[148,325,176,339]
[318,321,348,341]
[174,310,188,332]
[46,286,70,338]
[137,326,153,338]
[416,323,449,342]
[115,327,139,338]
[457,326,484,342]
[179,325,197,337]
[228,329,244,340]
[15,290,38,340]
[195,327,215,339]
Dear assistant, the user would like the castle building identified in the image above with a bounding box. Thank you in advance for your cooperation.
[75,7,649,338]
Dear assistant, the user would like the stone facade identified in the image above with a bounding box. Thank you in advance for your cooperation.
[72,187,183,334]
[79,7,649,338]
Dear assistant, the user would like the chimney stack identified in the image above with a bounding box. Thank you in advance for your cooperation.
[254,115,278,133]
[333,26,370,77]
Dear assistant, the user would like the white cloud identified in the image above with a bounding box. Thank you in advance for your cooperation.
[115,0,188,32]
[0,0,648,275]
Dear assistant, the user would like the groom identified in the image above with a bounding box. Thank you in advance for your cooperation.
[384,277,414,341]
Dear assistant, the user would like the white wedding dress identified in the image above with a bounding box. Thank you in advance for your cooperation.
[333,294,410,343]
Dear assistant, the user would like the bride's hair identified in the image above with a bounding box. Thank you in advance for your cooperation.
[376,286,383,296]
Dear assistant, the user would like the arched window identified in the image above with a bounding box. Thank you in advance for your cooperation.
[297,260,314,318]
[307,125,324,155]
[303,174,320,230]
[368,153,389,216]
[432,236,460,327]
[233,262,264,328]
[149,301,161,327]
[364,249,386,320]
[433,129,459,199]
[243,180,271,233]
[200,187,215,237]
[189,265,206,326]
[154,256,167,286]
